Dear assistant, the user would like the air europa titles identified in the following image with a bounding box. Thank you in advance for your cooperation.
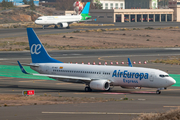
[112,70,149,83]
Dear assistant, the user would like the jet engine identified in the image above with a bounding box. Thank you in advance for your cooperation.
[60,23,69,28]
[90,80,110,90]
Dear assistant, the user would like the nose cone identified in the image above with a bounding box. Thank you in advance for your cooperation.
[35,20,37,24]
[167,77,176,86]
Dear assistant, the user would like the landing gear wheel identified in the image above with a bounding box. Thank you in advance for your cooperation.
[85,87,92,92]
[54,25,58,29]
[156,90,161,94]
[66,26,70,29]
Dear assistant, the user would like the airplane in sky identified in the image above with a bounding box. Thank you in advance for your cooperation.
[35,2,94,29]
[18,28,176,94]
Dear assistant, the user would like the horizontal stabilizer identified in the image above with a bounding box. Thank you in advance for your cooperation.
[5,61,39,67]
[17,61,29,74]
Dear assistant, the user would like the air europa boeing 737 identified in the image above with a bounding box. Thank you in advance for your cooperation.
[35,2,93,29]
[18,28,176,94]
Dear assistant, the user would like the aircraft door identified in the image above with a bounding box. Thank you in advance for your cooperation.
[148,73,154,87]
[45,66,50,74]
[149,73,154,82]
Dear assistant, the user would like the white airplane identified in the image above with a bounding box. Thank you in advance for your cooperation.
[35,2,94,29]
[18,28,176,94]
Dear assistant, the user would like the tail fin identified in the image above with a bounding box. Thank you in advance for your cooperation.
[128,58,133,67]
[27,28,62,63]
[81,2,90,14]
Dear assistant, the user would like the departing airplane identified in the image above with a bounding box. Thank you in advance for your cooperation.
[35,2,93,29]
[17,28,176,94]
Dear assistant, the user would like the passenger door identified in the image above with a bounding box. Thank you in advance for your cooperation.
[149,73,154,82]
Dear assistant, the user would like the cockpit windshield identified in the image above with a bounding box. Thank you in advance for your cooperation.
[159,75,169,77]
[36,18,42,20]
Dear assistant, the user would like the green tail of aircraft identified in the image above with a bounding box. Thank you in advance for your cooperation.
[80,2,95,21]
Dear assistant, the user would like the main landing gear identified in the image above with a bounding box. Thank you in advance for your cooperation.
[156,90,161,94]
[85,86,92,92]
[54,25,58,29]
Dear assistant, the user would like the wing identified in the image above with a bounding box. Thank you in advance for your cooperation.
[17,61,91,83]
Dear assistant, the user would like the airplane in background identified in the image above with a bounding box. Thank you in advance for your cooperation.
[35,2,94,29]
[17,28,176,94]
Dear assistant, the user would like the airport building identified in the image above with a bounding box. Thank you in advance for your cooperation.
[99,0,158,9]
[0,0,39,6]
[90,0,180,23]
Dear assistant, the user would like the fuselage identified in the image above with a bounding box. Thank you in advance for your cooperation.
[31,63,176,88]
[35,15,82,25]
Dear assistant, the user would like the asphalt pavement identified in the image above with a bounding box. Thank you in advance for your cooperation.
[0,22,180,38]
[0,48,180,120]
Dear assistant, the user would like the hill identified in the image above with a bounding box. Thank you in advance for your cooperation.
[0,6,55,24]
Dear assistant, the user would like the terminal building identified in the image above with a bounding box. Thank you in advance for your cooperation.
[89,0,180,23]
[99,0,158,9]
[0,0,39,6]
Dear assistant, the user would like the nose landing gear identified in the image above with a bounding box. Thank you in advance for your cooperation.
[156,87,167,94]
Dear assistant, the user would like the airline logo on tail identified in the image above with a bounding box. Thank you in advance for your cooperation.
[27,28,63,63]
[31,44,41,55]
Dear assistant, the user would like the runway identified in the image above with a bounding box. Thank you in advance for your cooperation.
[0,48,180,120]
[0,48,180,73]
[0,77,180,120]
[0,22,180,38]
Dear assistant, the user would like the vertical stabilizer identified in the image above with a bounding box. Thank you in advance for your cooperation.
[27,28,62,63]
[81,2,90,14]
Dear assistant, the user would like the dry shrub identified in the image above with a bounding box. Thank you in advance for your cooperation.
[133,108,180,120]
[96,29,102,32]
[105,28,109,31]
[115,28,120,31]
[175,26,179,29]
[103,24,114,26]
[108,28,115,31]
[153,58,180,65]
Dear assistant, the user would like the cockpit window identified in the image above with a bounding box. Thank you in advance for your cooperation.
[159,75,169,77]
[37,18,42,20]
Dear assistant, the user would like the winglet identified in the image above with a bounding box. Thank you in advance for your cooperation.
[17,61,29,74]
[128,58,133,67]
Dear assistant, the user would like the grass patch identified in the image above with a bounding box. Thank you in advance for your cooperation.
[145,27,153,29]
[151,58,180,65]
[133,108,180,120]
[11,42,28,46]
[0,94,131,106]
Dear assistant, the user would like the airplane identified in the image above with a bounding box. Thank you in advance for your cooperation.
[17,28,176,94]
[35,2,94,29]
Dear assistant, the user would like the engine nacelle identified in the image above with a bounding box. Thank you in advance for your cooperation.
[60,23,68,28]
[121,86,141,89]
[90,80,110,90]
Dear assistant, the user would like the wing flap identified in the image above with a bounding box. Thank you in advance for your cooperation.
[32,73,91,81]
